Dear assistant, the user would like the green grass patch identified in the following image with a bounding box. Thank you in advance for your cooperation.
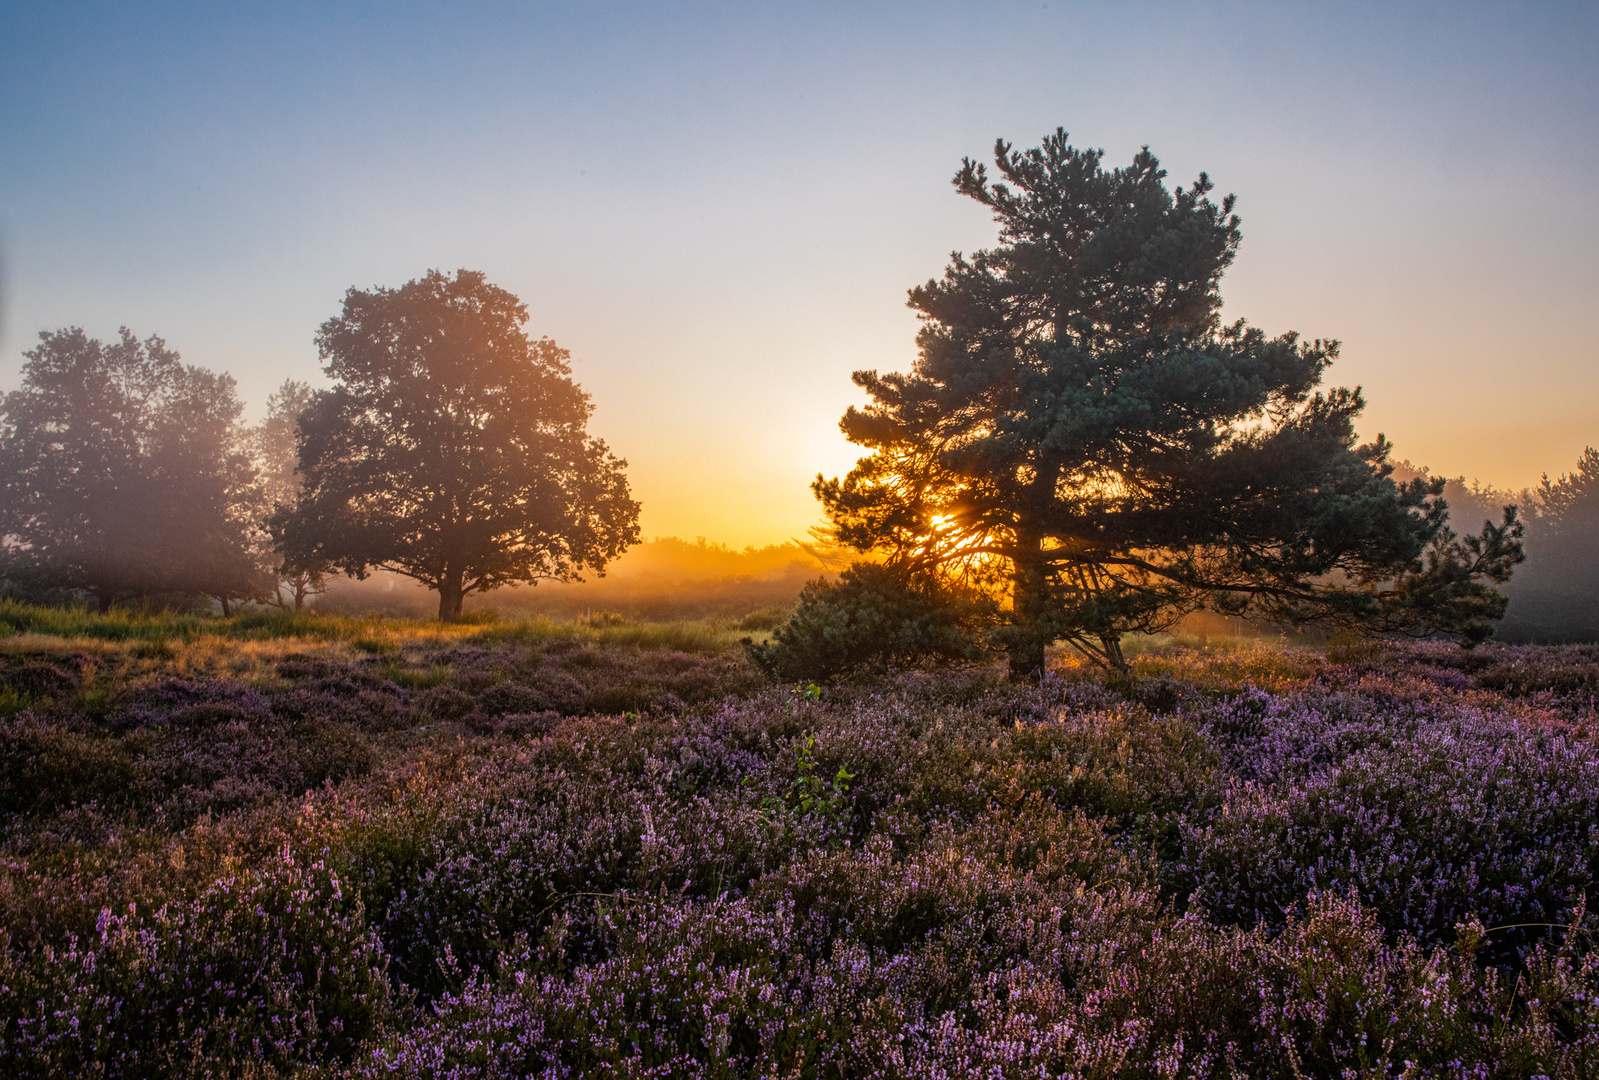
[0,599,402,645]
[0,598,745,658]
[466,615,735,654]
[374,662,455,689]
[0,684,31,717]
[350,634,400,655]
[0,599,210,642]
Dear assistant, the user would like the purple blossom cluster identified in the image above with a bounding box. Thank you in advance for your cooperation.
[367,851,1599,1077]
[1,831,391,1077]
[0,642,756,840]
[4,639,1599,1074]
[1178,675,1599,957]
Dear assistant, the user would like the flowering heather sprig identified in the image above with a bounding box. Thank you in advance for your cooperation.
[112,677,271,731]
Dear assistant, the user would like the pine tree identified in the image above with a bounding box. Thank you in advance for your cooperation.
[815,130,1522,675]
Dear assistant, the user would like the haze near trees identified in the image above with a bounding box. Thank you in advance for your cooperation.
[0,328,264,611]
[811,130,1524,676]
[253,378,330,610]
[274,270,641,619]
[1430,447,1599,642]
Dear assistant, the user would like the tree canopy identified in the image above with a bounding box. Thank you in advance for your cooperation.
[0,327,264,611]
[815,130,1523,675]
[274,269,641,619]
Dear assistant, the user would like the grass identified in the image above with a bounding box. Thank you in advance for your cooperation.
[1118,634,1325,689]
[0,600,769,708]
[467,613,744,653]
[0,598,1327,700]
[0,599,414,645]
[0,597,756,646]
[13,600,1335,674]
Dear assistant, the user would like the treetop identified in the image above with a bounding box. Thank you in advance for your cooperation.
[915,127,1244,353]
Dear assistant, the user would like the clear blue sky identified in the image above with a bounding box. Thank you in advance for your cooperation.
[2,1,1595,545]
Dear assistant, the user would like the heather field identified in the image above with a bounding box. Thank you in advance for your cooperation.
[5,607,1599,1077]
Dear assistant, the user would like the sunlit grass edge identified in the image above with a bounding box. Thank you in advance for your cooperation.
[0,598,752,655]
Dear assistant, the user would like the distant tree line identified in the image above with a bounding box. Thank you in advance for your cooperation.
[0,270,640,618]
[1404,451,1599,644]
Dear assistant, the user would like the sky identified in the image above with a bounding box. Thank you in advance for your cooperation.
[1,1,1595,547]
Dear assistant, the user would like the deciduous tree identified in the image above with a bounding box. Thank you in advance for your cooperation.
[252,379,331,609]
[0,328,265,611]
[274,270,640,619]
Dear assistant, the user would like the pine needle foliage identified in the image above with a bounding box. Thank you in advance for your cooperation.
[814,130,1523,675]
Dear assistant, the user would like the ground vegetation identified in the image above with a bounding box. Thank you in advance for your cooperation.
[742,562,986,682]
[4,607,1599,1074]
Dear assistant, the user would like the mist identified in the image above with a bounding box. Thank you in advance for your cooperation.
[1402,451,1599,643]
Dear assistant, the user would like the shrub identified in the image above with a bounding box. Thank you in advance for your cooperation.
[0,716,135,817]
[743,563,985,683]
[7,627,1599,1073]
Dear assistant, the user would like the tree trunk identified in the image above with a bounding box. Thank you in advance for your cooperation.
[436,567,465,621]
[219,596,233,617]
[1008,536,1051,680]
[96,589,114,614]
[1008,635,1047,681]
[1099,632,1127,672]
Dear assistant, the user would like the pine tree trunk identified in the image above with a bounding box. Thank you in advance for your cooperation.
[96,589,114,614]
[1008,636,1046,681]
[1008,536,1050,680]
[1099,632,1127,672]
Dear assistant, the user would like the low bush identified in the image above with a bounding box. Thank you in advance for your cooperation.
[0,715,135,817]
[743,563,985,683]
[1,831,393,1077]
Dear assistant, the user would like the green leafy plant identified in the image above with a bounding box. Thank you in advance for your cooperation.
[755,734,854,832]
